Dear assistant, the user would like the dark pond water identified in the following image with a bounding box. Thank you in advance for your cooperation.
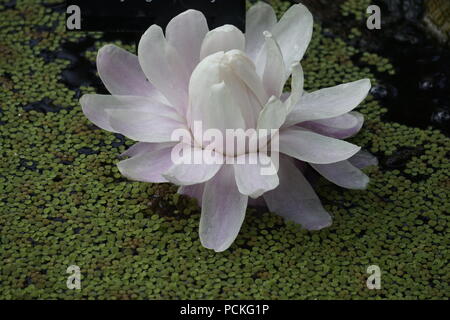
[302,0,449,135]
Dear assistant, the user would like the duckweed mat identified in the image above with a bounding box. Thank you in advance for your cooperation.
[0,0,449,299]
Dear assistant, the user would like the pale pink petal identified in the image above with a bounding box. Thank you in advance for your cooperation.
[96,45,166,103]
[234,153,279,198]
[200,165,248,252]
[260,32,286,98]
[80,94,118,132]
[200,25,245,60]
[284,63,304,113]
[80,94,185,141]
[222,51,267,128]
[245,1,277,61]
[278,127,360,164]
[163,147,222,186]
[107,110,186,143]
[299,111,364,139]
[310,160,370,189]
[178,183,205,205]
[264,157,332,230]
[348,150,378,169]
[285,79,371,126]
[227,50,269,107]
[117,143,175,183]
[166,10,209,76]
[257,96,286,131]
[120,142,160,158]
[270,4,313,74]
[81,94,178,133]
[189,52,246,136]
[138,25,190,113]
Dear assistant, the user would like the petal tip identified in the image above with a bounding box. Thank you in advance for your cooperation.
[98,44,115,54]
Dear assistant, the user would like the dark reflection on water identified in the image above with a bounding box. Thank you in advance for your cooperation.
[302,0,450,135]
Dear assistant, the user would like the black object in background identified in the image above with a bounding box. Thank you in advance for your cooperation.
[66,0,246,32]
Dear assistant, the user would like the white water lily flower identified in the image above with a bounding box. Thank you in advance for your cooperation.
[80,2,377,252]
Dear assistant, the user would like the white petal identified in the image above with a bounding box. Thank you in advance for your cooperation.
[260,32,286,98]
[117,143,175,183]
[80,94,118,132]
[120,142,159,158]
[138,25,190,113]
[200,25,245,60]
[227,50,269,107]
[200,165,248,252]
[257,96,286,131]
[166,10,209,76]
[189,52,247,135]
[299,111,364,139]
[178,183,205,205]
[220,50,267,128]
[348,150,378,169]
[234,153,279,198]
[264,156,332,230]
[278,127,361,164]
[270,4,313,74]
[107,110,186,143]
[81,94,184,139]
[163,147,222,186]
[284,62,304,114]
[285,79,371,126]
[245,1,277,61]
[310,160,370,189]
[97,45,166,102]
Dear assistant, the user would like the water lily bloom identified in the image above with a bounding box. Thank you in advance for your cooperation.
[80,2,377,252]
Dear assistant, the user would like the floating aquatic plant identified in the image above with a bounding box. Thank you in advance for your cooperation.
[80,2,376,252]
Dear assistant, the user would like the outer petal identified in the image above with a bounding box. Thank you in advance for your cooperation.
[245,1,277,61]
[264,156,332,230]
[80,94,118,133]
[200,165,248,252]
[97,45,166,102]
[285,79,371,126]
[81,94,185,141]
[278,127,361,164]
[120,142,159,158]
[200,25,245,60]
[117,143,175,183]
[348,150,378,169]
[310,160,370,190]
[234,153,279,198]
[299,111,364,139]
[163,147,222,186]
[166,9,209,76]
[138,25,190,113]
[107,109,186,143]
[178,183,205,205]
[80,94,180,133]
[270,4,313,74]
